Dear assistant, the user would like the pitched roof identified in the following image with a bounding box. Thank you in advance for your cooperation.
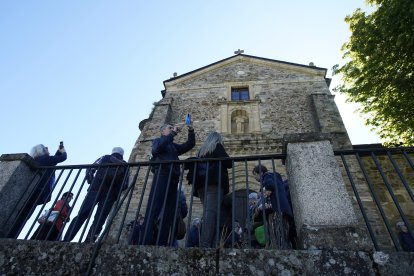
[163,53,329,86]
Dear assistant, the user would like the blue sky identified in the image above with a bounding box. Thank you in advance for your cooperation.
[0,0,380,166]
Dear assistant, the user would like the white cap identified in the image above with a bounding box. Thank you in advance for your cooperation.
[112,147,124,156]
[396,221,405,228]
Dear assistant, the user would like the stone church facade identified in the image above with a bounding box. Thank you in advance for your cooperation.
[131,53,351,166]
[115,54,354,237]
[108,53,412,249]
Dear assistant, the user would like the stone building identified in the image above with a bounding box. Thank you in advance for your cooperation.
[118,53,413,249]
[131,53,351,164]
[117,53,355,237]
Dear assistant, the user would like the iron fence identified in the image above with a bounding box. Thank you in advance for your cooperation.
[334,147,414,252]
[4,147,414,263]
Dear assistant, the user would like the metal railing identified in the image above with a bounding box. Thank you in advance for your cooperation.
[4,148,414,272]
[5,155,292,248]
[335,147,414,252]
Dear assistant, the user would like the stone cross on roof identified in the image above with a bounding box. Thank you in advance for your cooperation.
[234,49,244,55]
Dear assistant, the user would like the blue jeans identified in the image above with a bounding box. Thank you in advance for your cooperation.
[198,185,223,248]
[63,191,115,242]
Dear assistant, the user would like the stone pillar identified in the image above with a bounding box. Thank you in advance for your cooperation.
[0,154,38,237]
[284,134,372,251]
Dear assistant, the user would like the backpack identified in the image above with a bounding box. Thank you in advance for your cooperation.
[87,155,127,192]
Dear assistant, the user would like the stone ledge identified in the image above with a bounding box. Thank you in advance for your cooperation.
[1,239,413,275]
[283,133,332,150]
[0,153,37,168]
[299,225,373,251]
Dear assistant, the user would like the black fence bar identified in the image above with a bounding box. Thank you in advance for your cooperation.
[371,152,414,242]
[115,165,138,244]
[340,153,379,250]
[387,151,414,202]
[356,152,401,250]
[335,148,414,252]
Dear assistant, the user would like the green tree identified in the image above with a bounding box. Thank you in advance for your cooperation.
[333,0,414,146]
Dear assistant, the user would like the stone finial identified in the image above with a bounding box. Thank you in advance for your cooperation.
[234,49,244,55]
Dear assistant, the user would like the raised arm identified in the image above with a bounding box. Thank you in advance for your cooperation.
[175,129,196,156]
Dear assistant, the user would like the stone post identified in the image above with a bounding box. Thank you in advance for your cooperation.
[284,133,372,251]
[0,154,38,238]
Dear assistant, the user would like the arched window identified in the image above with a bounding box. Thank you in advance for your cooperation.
[231,110,249,134]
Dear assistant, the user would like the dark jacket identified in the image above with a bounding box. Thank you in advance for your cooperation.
[195,143,233,196]
[185,224,200,248]
[86,153,127,196]
[152,129,195,177]
[399,232,414,252]
[178,189,188,219]
[34,150,67,204]
[261,172,293,217]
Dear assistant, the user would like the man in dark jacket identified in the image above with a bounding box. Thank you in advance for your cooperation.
[64,147,127,242]
[141,123,195,246]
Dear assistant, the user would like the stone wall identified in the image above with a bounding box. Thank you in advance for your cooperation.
[1,239,413,275]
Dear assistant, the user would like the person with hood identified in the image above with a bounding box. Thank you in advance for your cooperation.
[64,147,127,242]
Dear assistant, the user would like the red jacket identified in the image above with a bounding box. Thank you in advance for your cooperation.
[53,199,70,230]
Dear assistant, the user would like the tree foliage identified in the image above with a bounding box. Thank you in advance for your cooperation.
[333,0,414,146]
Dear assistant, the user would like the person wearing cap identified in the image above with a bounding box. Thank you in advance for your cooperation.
[185,218,201,248]
[396,221,414,252]
[64,147,127,242]
[141,122,195,246]
[31,191,73,241]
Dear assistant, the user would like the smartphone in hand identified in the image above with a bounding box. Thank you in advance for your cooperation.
[185,113,191,125]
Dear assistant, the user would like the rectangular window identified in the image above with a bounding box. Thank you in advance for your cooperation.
[231,87,249,101]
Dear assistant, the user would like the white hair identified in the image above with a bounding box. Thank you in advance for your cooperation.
[197,132,223,157]
[112,147,124,156]
[30,144,47,159]
[192,218,201,226]
[160,124,171,132]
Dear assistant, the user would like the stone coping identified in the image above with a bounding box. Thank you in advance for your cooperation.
[1,239,413,275]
